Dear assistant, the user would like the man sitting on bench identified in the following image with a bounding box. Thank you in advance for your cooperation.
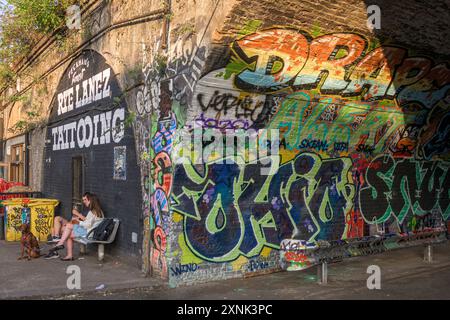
[48,192,93,243]
[45,193,104,261]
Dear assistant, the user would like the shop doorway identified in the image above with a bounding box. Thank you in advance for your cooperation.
[10,143,25,183]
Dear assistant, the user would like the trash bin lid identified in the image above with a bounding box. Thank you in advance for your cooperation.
[2,198,59,207]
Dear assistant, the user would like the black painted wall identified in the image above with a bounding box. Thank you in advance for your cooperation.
[43,50,142,260]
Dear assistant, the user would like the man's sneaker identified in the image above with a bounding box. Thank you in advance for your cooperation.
[44,251,59,259]
[47,236,61,244]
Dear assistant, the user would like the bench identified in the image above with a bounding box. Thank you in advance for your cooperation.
[74,218,120,262]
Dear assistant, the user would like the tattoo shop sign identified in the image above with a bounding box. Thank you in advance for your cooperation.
[49,50,125,151]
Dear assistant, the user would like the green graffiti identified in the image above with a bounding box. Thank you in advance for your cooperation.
[267,91,408,155]
[360,155,450,224]
[172,153,355,262]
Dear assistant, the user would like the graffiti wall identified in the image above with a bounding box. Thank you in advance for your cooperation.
[135,30,207,277]
[158,20,450,286]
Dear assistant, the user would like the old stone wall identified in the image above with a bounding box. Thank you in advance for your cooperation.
[1,0,448,283]
[0,0,172,264]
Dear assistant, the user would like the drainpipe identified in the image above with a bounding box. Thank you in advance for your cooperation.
[148,109,154,277]
[25,131,30,186]
[161,0,171,50]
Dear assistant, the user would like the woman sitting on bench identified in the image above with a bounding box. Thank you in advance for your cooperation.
[45,194,104,261]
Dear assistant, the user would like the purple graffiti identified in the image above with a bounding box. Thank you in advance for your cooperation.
[194,113,250,130]
[152,112,177,154]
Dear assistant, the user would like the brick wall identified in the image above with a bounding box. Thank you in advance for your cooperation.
[1,0,448,285]
[42,49,142,259]
[166,0,450,286]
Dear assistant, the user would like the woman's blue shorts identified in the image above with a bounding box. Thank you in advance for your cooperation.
[73,224,87,238]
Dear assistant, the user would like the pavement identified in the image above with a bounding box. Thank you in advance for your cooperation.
[0,240,164,299]
[2,239,450,300]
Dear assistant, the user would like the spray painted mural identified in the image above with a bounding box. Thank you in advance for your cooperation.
[142,22,450,285]
[135,29,207,278]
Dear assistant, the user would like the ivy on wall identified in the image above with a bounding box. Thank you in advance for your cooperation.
[0,0,78,91]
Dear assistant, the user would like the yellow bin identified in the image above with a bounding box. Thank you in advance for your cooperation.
[3,199,24,241]
[4,198,59,242]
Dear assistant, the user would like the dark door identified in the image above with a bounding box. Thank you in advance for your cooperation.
[72,156,83,209]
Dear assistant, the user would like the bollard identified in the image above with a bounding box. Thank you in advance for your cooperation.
[317,261,328,285]
[424,244,433,263]
[0,213,4,240]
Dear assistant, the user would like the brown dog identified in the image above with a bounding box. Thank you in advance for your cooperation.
[18,223,41,260]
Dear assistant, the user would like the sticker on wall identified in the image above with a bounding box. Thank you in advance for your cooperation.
[113,146,126,180]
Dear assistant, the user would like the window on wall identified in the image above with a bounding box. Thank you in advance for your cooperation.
[10,143,25,183]
[72,156,83,208]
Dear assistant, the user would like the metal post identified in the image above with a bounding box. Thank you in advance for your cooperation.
[98,244,105,262]
[424,244,433,263]
[317,261,328,285]
[0,212,4,240]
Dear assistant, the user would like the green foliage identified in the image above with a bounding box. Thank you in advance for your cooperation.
[126,65,142,83]
[8,93,28,103]
[173,22,195,38]
[164,13,174,21]
[0,0,78,90]
[8,106,43,134]
[123,110,136,130]
[140,151,151,162]
[0,63,15,87]
[154,54,168,76]
[81,21,93,41]
[237,20,262,37]
[9,0,73,34]
[37,84,48,97]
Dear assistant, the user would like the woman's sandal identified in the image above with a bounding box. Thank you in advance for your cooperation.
[60,257,75,261]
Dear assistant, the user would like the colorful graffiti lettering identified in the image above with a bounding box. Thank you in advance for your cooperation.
[152,113,177,154]
[266,91,405,157]
[137,36,207,277]
[170,263,199,276]
[192,28,450,161]
[161,21,450,285]
[279,239,316,271]
[359,154,450,224]
[193,113,251,130]
[197,90,265,123]
[151,225,168,277]
[148,112,177,278]
[172,152,354,262]
[230,28,449,109]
